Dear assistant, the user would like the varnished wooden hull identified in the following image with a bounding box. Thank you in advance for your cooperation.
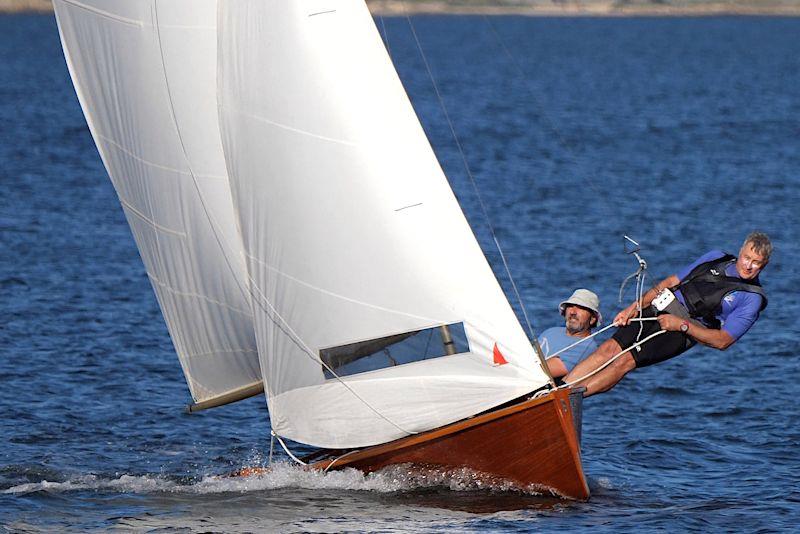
[313,388,590,500]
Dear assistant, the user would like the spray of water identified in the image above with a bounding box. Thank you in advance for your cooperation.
[4,461,549,496]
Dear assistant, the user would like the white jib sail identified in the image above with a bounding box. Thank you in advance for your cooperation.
[218,1,551,449]
[53,0,262,403]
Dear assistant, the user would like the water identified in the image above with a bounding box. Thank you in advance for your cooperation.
[2,13,800,532]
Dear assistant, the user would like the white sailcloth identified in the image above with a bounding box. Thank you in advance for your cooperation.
[53,0,262,403]
[218,0,550,448]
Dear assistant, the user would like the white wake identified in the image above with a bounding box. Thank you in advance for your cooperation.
[4,461,528,496]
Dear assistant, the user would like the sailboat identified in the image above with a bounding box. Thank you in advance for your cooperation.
[53,0,589,499]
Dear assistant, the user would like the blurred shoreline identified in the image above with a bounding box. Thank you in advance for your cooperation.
[3,1,800,16]
[369,1,800,16]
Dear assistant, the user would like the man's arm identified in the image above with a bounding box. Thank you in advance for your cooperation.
[614,274,681,326]
[656,314,735,350]
[546,357,569,378]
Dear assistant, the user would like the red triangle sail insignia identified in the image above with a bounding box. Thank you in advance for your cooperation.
[493,343,508,366]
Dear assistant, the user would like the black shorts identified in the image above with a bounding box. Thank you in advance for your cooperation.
[612,307,696,368]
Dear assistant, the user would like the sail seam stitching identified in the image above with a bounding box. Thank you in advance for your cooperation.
[146,272,253,317]
[159,24,216,30]
[151,0,257,316]
[183,349,259,360]
[97,133,227,181]
[394,202,423,212]
[121,198,186,237]
[243,252,448,325]
[58,0,144,27]
[150,0,263,404]
[222,104,358,146]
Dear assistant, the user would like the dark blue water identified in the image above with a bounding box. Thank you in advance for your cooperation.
[2,13,799,532]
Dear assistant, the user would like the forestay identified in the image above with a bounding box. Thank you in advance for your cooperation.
[218,0,550,449]
[53,0,262,403]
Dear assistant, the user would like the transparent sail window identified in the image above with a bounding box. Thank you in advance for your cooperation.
[320,323,468,379]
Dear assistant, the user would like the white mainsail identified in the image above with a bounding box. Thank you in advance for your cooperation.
[218,1,550,448]
[53,0,262,404]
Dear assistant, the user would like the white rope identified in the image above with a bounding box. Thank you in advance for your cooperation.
[558,327,666,390]
[544,323,617,360]
[532,388,551,400]
[271,430,307,466]
[544,316,659,361]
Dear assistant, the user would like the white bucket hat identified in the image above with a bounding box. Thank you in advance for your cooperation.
[559,288,602,326]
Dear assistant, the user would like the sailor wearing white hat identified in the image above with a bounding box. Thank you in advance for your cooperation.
[538,289,602,379]
[559,288,603,331]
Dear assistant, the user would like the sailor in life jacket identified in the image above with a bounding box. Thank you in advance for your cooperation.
[564,232,771,398]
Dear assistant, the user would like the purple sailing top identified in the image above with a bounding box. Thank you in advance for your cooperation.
[674,250,763,341]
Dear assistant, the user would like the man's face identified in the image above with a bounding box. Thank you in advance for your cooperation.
[564,304,595,335]
[736,242,768,280]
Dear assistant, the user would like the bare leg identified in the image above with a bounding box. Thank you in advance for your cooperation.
[564,338,637,397]
[564,338,622,385]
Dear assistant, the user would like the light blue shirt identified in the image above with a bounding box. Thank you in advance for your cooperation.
[537,326,598,371]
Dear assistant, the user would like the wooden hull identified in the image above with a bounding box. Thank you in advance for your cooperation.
[313,388,590,500]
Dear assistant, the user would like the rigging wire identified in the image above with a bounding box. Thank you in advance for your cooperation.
[398,10,648,347]
[378,14,392,56]
[478,17,666,359]
[479,16,615,220]
[618,235,649,343]
[636,270,647,342]
[392,15,670,398]
[480,18,665,341]
[268,431,275,465]
[399,3,538,343]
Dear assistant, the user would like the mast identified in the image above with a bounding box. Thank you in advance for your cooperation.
[439,326,457,356]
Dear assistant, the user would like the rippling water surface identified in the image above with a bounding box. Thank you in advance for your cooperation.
[2,13,799,532]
